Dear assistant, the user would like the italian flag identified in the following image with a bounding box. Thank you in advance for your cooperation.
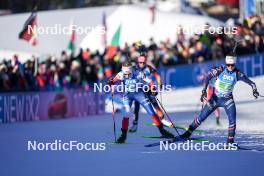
[106,24,122,59]
[68,21,76,54]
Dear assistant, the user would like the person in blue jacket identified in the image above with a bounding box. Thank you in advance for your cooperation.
[129,55,172,133]
[181,55,260,144]
[108,61,174,143]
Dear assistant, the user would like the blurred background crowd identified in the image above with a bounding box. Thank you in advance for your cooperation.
[1,14,264,92]
[0,0,264,92]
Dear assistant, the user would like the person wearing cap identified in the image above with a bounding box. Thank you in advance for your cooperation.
[108,61,175,143]
[180,55,259,144]
[129,55,172,133]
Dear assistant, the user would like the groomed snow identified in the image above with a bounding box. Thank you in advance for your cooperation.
[0,76,263,176]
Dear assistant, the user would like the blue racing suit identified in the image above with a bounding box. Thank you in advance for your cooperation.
[110,67,175,140]
[111,69,158,119]
[190,65,257,139]
[135,65,161,101]
[133,65,162,120]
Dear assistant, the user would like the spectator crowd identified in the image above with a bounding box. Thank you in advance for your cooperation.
[0,15,264,92]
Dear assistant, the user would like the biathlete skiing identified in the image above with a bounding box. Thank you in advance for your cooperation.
[129,55,173,133]
[108,61,175,143]
[180,54,260,144]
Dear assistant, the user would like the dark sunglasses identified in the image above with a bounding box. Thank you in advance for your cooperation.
[226,64,235,67]
[138,62,145,64]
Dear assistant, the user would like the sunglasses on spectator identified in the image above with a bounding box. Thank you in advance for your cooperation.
[226,64,235,67]
[139,62,145,64]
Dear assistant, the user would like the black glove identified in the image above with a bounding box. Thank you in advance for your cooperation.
[151,90,158,96]
[107,79,114,86]
[200,89,207,102]
[150,86,158,96]
[253,89,259,99]
[158,83,163,89]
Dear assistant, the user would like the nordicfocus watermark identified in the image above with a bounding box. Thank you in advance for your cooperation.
[176,25,237,35]
[27,140,106,151]
[160,140,238,151]
[27,24,105,35]
[27,23,237,36]
[93,82,172,93]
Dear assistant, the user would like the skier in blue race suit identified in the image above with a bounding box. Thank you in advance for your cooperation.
[181,55,260,144]
[108,61,174,143]
[129,55,172,133]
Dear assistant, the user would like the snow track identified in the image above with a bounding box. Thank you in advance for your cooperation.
[0,76,263,176]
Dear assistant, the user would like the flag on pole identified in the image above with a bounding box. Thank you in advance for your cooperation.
[102,12,107,48]
[19,10,38,46]
[148,0,156,24]
[106,24,122,59]
[67,20,76,54]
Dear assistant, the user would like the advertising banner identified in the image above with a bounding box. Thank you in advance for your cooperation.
[0,90,105,123]
[160,53,264,88]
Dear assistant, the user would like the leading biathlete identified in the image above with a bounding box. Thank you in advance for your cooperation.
[181,55,259,144]
[108,61,175,143]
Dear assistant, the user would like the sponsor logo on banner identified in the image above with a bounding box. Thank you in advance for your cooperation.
[0,90,104,123]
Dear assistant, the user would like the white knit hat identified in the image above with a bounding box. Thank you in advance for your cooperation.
[225,55,237,64]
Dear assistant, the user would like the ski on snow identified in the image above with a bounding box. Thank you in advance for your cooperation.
[144,136,208,147]
[237,146,264,152]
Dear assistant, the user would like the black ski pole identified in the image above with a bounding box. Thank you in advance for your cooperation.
[233,38,242,54]
[111,91,117,142]
[155,97,181,137]
[159,91,163,104]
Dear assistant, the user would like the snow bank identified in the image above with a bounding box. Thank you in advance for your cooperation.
[81,5,223,52]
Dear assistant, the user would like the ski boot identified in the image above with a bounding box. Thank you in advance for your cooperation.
[227,137,235,144]
[129,120,138,133]
[180,126,195,139]
[158,125,175,138]
[226,137,238,149]
[117,128,128,143]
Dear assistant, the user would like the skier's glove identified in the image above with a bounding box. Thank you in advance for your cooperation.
[107,79,114,86]
[200,89,207,102]
[151,86,158,96]
[151,90,158,96]
[158,83,163,90]
[253,89,259,99]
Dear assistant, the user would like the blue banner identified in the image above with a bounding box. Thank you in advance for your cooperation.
[159,53,264,88]
[245,0,255,18]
